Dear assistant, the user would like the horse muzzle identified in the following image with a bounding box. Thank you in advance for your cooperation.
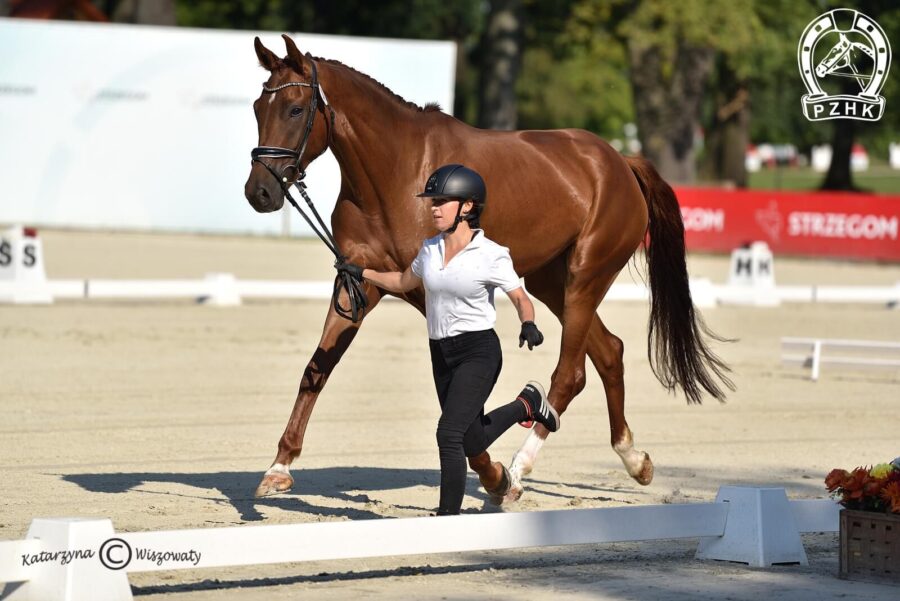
[244,174,285,213]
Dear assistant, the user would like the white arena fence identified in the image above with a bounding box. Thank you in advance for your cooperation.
[1,275,899,307]
[0,486,839,601]
[781,337,900,381]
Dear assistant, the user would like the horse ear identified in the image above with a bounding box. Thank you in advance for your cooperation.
[254,37,280,71]
[282,34,309,76]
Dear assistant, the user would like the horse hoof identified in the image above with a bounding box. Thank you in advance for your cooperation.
[254,472,293,497]
[485,464,512,506]
[632,452,653,486]
[503,482,524,504]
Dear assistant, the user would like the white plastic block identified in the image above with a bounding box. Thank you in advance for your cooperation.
[0,226,52,304]
[722,242,780,306]
[0,518,132,601]
[198,272,241,306]
[695,486,808,567]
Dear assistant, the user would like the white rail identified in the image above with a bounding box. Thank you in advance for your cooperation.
[781,337,900,381]
[2,277,899,306]
[0,487,840,601]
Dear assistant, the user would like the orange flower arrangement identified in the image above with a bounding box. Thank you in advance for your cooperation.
[825,459,900,514]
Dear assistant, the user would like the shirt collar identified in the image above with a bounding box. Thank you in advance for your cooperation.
[440,228,484,249]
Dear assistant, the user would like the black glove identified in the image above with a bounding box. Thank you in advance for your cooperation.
[335,257,364,280]
[519,321,544,350]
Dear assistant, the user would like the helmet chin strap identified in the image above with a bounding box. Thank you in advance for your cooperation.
[444,201,472,234]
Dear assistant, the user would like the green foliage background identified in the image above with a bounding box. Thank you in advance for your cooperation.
[174,0,899,175]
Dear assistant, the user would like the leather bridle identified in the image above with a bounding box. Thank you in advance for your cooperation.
[251,56,334,184]
[249,55,368,323]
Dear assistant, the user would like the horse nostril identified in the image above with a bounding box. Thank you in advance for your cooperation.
[257,186,271,206]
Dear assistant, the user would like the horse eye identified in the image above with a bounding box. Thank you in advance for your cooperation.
[290,107,303,117]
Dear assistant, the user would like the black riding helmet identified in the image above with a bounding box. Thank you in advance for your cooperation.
[416,164,486,232]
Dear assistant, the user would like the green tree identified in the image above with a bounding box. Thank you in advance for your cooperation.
[700,0,812,187]
[517,0,633,140]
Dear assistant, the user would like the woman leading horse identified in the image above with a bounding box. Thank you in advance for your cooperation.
[244,35,732,503]
[342,163,559,514]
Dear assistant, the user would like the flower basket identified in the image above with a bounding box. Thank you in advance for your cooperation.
[839,509,900,585]
[828,459,900,585]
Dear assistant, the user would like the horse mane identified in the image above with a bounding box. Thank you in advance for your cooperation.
[315,57,443,113]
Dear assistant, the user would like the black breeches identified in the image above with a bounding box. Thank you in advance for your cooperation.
[429,329,527,515]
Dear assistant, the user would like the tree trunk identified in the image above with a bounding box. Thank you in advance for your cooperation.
[111,0,176,25]
[703,61,750,188]
[478,0,524,130]
[820,77,858,191]
[628,40,714,184]
[453,40,472,121]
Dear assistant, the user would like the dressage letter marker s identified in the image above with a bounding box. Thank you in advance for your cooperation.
[0,226,52,304]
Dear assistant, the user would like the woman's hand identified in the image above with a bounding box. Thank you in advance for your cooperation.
[335,257,364,280]
[519,321,544,350]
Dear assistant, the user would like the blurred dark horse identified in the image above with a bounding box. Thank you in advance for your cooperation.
[245,35,732,501]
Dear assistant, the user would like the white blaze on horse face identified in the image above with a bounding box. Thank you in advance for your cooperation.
[268,92,277,105]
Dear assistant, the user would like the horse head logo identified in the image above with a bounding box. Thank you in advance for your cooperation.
[798,9,890,121]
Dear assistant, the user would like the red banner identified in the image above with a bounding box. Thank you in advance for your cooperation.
[673,187,900,261]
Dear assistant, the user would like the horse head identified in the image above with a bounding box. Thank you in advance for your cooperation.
[244,35,332,213]
[815,33,852,78]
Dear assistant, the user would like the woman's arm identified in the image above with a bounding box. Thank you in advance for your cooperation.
[362,265,421,293]
[505,286,535,323]
[506,286,544,350]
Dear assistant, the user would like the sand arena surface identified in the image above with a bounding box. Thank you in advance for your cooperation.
[1,229,899,600]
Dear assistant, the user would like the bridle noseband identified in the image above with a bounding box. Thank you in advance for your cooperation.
[251,57,334,184]
[250,55,368,323]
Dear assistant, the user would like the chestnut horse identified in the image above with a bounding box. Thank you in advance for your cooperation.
[244,35,732,502]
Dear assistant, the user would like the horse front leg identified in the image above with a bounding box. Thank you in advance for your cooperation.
[255,284,382,497]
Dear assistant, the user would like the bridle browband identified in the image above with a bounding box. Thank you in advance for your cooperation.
[251,59,334,182]
[250,54,368,323]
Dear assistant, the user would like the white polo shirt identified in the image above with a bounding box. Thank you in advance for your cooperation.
[411,229,522,340]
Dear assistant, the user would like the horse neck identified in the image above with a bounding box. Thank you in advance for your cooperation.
[318,62,433,206]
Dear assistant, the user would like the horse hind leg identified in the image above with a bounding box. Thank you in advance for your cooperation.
[586,314,653,485]
[468,451,511,506]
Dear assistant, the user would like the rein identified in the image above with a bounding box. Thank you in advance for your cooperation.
[251,56,368,323]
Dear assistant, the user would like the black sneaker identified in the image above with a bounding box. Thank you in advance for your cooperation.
[516,381,560,432]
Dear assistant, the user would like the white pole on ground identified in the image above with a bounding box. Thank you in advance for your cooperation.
[0,490,841,599]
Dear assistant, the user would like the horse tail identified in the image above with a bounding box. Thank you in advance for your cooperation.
[624,156,734,404]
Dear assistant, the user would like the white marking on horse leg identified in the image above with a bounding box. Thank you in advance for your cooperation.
[613,427,649,480]
[265,462,291,477]
[505,429,546,503]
